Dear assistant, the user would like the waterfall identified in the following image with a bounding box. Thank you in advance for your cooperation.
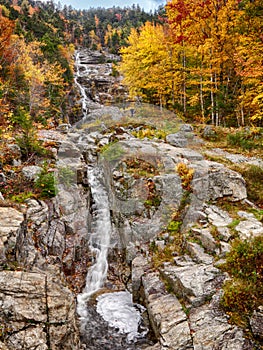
[74,50,150,348]
[77,165,112,319]
[74,51,90,116]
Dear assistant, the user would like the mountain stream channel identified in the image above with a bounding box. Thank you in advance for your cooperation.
[74,49,154,349]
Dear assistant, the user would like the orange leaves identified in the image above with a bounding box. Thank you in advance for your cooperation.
[0,16,15,57]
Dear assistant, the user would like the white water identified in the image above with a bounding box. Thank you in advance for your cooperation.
[77,165,112,319]
[96,291,148,343]
[74,51,89,115]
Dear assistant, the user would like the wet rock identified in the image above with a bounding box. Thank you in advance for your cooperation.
[80,302,152,350]
[132,255,150,302]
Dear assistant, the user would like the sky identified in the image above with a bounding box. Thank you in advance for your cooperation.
[55,0,166,12]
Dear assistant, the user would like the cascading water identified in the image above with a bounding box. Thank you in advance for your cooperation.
[77,165,111,319]
[74,51,90,116]
[74,49,152,349]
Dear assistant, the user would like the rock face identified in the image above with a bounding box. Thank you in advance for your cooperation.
[0,207,25,265]
[0,271,79,350]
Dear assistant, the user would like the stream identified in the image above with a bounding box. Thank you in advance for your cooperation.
[74,49,152,349]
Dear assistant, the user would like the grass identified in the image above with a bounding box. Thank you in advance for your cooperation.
[231,164,263,207]
[197,125,263,157]
[123,157,160,178]
[132,126,167,140]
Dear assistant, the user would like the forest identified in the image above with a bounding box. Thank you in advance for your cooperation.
[120,0,263,127]
[0,2,262,344]
[0,0,262,131]
[0,0,156,131]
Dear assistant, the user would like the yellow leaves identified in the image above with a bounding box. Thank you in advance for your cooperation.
[58,44,74,62]
[120,22,180,103]
[176,162,194,191]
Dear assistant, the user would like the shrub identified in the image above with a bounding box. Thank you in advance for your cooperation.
[12,108,46,160]
[100,142,125,162]
[176,162,194,191]
[227,129,262,151]
[132,126,167,140]
[221,236,263,327]
[11,192,34,203]
[234,164,263,207]
[35,165,57,198]
[58,166,75,187]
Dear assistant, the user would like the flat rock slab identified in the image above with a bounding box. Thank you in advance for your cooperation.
[205,205,233,227]
[161,263,222,307]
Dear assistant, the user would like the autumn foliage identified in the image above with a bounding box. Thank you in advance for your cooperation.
[120,0,263,126]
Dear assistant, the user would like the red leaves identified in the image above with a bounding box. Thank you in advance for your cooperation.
[115,13,122,21]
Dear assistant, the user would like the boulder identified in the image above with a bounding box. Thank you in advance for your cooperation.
[22,165,42,181]
[166,132,188,148]
[192,162,247,202]
[180,124,194,132]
